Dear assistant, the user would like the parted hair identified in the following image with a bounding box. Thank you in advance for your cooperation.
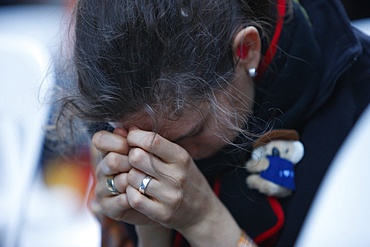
[56,0,283,145]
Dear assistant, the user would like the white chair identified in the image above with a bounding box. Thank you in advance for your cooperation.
[296,103,370,246]
[353,18,370,35]
[0,33,55,247]
[0,5,100,247]
[296,19,370,246]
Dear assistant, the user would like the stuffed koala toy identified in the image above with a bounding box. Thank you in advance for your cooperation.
[245,129,304,197]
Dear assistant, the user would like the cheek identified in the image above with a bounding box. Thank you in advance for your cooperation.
[177,134,227,159]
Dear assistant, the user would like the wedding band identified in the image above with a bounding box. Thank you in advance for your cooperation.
[139,175,152,195]
[106,175,120,195]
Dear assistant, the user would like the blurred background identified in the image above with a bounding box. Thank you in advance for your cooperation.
[342,0,370,20]
[0,0,369,247]
[0,0,100,247]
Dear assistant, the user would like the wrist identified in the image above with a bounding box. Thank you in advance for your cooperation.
[179,198,241,247]
[135,224,171,247]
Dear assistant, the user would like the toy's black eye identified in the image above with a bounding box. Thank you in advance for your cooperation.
[285,149,289,154]
[272,147,280,156]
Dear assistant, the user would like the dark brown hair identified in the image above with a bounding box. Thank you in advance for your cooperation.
[55,0,280,146]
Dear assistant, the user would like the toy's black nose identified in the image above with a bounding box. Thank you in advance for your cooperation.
[272,147,280,157]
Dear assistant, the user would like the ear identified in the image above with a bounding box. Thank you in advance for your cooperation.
[233,26,261,71]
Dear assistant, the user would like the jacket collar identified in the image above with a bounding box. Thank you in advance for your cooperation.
[253,0,362,132]
[196,0,362,174]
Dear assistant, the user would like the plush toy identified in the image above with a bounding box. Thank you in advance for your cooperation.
[245,129,304,197]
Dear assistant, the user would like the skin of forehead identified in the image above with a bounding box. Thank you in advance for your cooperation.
[122,105,207,141]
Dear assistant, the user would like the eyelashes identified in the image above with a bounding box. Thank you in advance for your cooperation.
[190,124,204,138]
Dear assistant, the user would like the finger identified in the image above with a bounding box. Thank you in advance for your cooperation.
[113,127,128,137]
[127,128,188,164]
[127,147,164,178]
[96,152,131,178]
[95,172,129,198]
[92,130,129,156]
[127,168,157,197]
[100,194,152,225]
[126,185,170,224]
[127,168,176,205]
[128,147,187,186]
[113,172,129,194]
[95,152,131,198]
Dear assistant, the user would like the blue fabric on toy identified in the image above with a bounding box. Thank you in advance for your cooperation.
[260,155,296,190]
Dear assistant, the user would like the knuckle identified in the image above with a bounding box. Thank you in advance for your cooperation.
[94,162,103,177]
[174,173,186,185]
[116,173,128,189]
[158,211,172,224]
[105,152,120,168]
[150,134,162,151]
[173,190,184,206]
[114,137,128,154]
[115,194,129,208]
[94,185,103,199]
[129,194,144,210]
[127,169,137,184]
[139,132,161,152]
[91,131,103,148]
[100,200,112,214]
[176,152,191,166]
[129,148,146,165]
[100,195,130,221]
[157,192,183,224]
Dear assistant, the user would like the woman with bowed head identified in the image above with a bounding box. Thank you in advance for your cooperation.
[57,0,370,246]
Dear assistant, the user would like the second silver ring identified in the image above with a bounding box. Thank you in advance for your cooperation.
[107,175,120,195]
[138,175,153,195]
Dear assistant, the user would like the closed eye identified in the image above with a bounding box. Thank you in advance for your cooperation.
[174,123,205,143]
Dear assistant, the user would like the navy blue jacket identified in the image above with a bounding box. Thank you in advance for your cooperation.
[195,0,370,246]
[92,0,370,246]
[277,0,370,245]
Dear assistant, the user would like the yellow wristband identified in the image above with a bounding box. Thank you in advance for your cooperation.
[237,230,258,247]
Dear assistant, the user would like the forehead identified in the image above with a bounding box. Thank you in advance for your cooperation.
[120,106,205,141]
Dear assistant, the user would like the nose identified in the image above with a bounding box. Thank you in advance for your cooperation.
[186,146,201,159]
[272,147,280,157]
[182,143,208,160]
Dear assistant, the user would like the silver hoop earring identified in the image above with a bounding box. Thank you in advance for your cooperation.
[248,68,257,78]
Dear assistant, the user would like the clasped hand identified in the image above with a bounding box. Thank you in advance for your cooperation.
[92,127,218,234]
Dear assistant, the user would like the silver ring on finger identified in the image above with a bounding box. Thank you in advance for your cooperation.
[138,175,152,195]
[106,175,120,195]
